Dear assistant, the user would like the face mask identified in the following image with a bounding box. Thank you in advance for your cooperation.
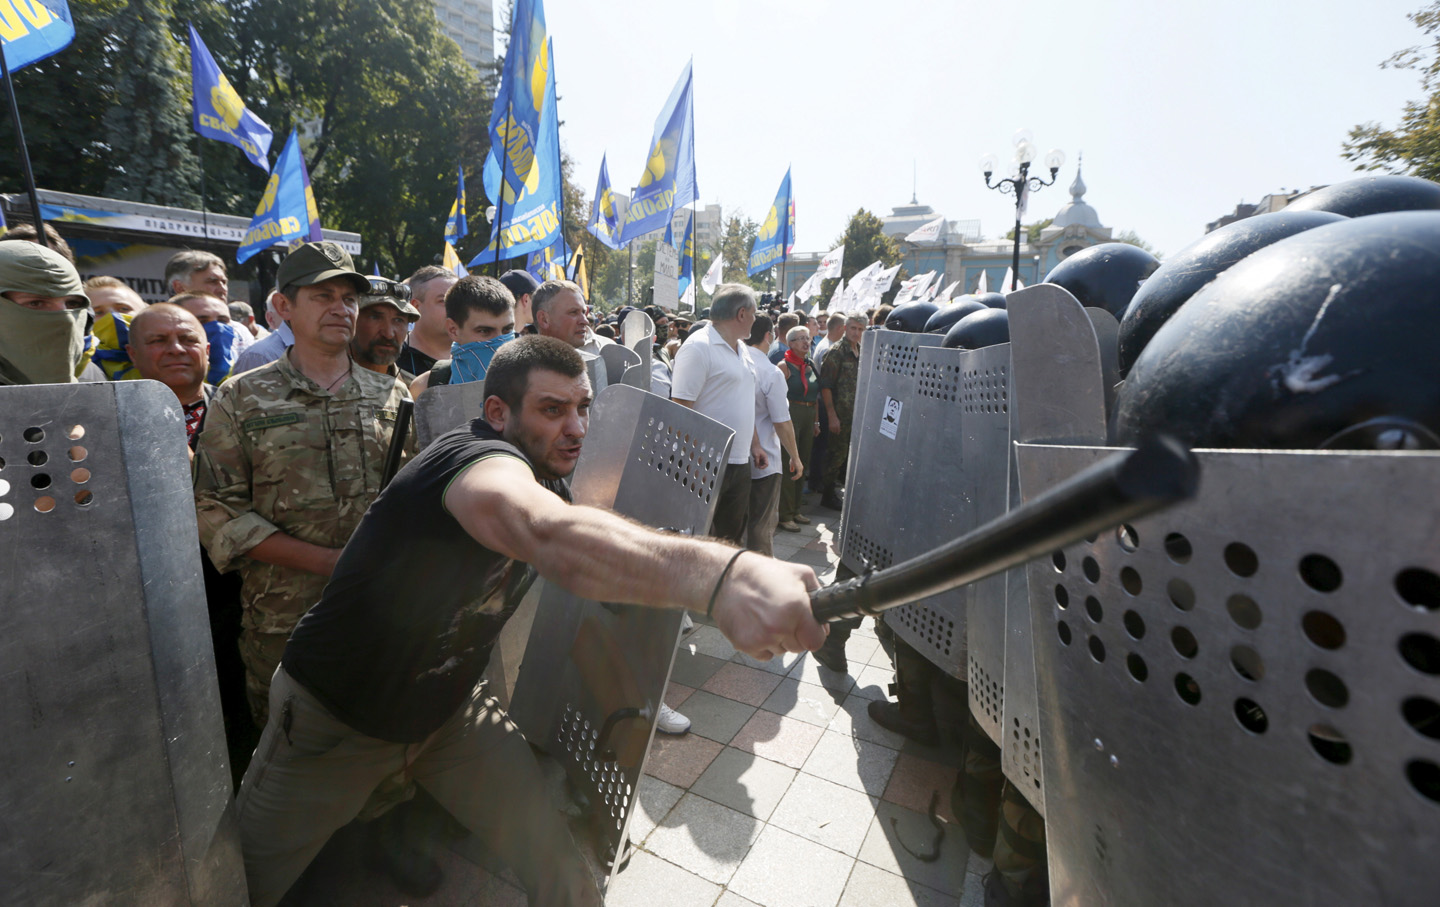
[0,298,87,385]
[450,333,516,385]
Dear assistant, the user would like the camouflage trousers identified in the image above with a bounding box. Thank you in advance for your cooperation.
[822,417,852,492]
[238,629,291,728]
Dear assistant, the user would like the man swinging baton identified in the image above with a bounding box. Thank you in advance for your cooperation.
[235,335,828,907]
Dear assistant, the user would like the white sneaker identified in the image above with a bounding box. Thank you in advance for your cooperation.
[656,703,691,735]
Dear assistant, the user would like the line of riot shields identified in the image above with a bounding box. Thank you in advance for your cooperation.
[837,279,1440,905]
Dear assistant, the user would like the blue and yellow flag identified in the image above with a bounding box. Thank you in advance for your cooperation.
[188,23,272,171]
[619,60,697,244]
[442,242,468,277]
[237,129,322,263]
[748,167,796,276]
[487,0,548,206]
[0,0,73,72]
[586,154,623,250]
[445,164,467,243]
[526,234,570,284]
[677,214,695,298]
[473,12,562,266]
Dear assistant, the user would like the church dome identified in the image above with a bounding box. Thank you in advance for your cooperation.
[1051,165,1102,229]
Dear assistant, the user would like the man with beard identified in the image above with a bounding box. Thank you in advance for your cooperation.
[235,336,827,906]
[350,279,421,380]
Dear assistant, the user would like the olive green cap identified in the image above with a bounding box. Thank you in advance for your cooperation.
[276,241,369,294]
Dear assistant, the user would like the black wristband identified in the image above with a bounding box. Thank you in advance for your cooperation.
[706,549,747,619]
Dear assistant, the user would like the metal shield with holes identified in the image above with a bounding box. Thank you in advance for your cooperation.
[0,381,245,904]
[1018,442,1440,906]
[507,385,734,884]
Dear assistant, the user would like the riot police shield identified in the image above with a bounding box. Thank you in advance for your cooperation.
[0,381,246,904]
[507,385,734,883]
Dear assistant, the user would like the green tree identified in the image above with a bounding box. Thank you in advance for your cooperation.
[718,215,765,290]
[1114,229,1161,259]
[819,208,907,306]
[1004,217,1054,244]
[1343,2,1440,179]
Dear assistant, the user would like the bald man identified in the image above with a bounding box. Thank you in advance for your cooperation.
[126,302,213,449]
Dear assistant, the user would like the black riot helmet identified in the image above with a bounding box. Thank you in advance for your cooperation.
[1042,243,1160,320]
[925,297,987,333]
[884,301,939,333]
[1115,212,1440,450]
[1117,210,1347,375]
[942,307,1009,350]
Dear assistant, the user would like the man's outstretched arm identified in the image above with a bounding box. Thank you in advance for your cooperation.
[445,455,827,659]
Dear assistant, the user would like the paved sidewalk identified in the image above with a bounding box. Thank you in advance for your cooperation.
[606,495,986,907]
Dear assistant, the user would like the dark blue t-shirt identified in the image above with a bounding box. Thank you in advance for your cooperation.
[283,420,569,742]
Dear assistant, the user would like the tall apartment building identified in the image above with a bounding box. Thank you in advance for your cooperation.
[432,0,495,70]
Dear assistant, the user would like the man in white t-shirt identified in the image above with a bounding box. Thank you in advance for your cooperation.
[743,313,802,557]
[670,283,766,545]
[810,311,845,367]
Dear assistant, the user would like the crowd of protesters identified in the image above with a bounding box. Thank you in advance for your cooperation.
[0,224,886,904]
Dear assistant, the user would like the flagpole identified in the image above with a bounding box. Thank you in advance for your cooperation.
[0,47,48,249]
[195,134,210,242]
[492,113,512,278]
[550,39,570,275]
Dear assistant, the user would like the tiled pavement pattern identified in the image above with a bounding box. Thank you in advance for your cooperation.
[606,497,988,907]
[275,497,986,905]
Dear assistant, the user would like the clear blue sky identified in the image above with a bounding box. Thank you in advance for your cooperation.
[529,0,1427,258]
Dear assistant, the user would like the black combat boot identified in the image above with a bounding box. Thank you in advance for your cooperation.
[866,637,939,746]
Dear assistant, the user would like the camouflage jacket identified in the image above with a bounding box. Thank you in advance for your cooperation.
[819,337,861,422]
[193,352,411,634]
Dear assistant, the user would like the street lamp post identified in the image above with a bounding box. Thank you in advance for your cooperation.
[981,131,1064,292]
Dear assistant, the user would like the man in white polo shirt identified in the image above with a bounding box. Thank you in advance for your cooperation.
[743,313,802,557]
[670,283,766,545]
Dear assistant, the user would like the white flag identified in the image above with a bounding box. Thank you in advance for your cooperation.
[701,255,724,295]
[1002,266,1026,292]
[975,270,988,294]
[816,244,845,278]
[926,273,946,301]
[894,271,936,306]
[827,278,846,314]
[787,290,800,311]
[904,215,944,243]
[870,264,901,298]
[795,270,822,302]
[844,261,881,307]
[681,282,696,311]
[934,280,960,305]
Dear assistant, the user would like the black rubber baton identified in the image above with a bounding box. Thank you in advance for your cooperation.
[809,436,1200,623]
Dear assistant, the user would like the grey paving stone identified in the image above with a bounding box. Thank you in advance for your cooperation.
[856,801,970,897]
[788,652,859,694]
[690,746,798,821]
[671,650,728,688]
[850,663,896,700]
[761,676,846,728]
[960,871,986,907]
[827,694,907,750]
[682,690,759,745]
[838,861,959,907]
[768,771,878,857]
[643,793,763,885]
[683,624,738,661]
[732,649,803,676]
[716,891,764,907]
[726,824,854,907]
[801,729,900,797]
[844,633,881,667]
[605,849,722,907]
[628,775,684,847]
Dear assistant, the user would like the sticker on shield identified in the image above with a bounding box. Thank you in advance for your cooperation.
[880,396,902,439]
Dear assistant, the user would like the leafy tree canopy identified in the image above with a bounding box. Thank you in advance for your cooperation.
[1344,2,1440,180]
